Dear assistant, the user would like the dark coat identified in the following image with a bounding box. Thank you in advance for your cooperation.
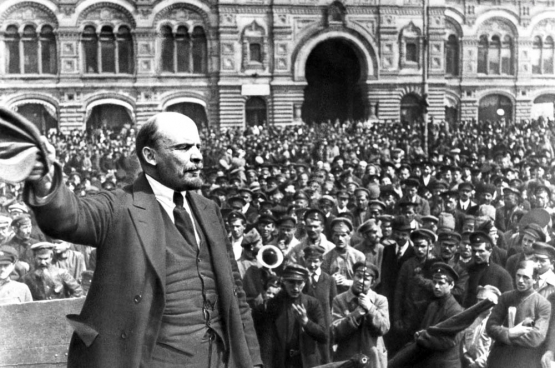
[254,291,328,368]
[413,294,465,368]
[25,166,262,368]
[464,262,514,308]
[303,271,338,363]
[379,243,415,307]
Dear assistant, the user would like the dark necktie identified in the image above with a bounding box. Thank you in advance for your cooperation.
[173,191,197,248]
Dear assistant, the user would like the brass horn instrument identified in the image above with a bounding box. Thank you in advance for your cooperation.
[256,245,284,269]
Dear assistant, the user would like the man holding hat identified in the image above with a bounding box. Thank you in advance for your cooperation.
[302,245,337,364]
[532,242,555,299]
[412,262,464,368]
[393,229,437,351]
[465,231,513,307]
[322,217,365,294]
[23,242,83,300]
[0,246,32,305]
[254,264,327,368]
[332,260,389,367]
[487,260,551,368]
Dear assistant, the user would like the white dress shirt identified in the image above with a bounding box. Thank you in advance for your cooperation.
[145,174,200,245]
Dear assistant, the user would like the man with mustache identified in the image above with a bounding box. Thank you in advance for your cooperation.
[23,242,83,300]
[23,112,262,368]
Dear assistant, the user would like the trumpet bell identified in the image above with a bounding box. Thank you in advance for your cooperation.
[257,245,284,269]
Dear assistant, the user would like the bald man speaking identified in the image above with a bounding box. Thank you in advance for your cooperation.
[23,112,262,368]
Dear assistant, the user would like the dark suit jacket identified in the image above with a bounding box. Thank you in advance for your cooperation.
[378,243,415,311]
[303,271,337,363]
[25,166,261,368]
[253,291,327,368]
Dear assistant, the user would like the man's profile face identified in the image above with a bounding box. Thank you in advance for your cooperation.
[515,267,535,292]
[535,190,549,208]
[0,223,11,242]
[147,114,204,191]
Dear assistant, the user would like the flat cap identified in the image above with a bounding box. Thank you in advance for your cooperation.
[282,264,309,281]
[410,228,436,243]
[331,217,354,232]
[227,210,247,223]
[358,219,380,234]
[421,215,439,224]
[392,216,412,232]
[470,231,494,246]
[0,246,18,264]
[353,259,380,279]
[431,262,459,282]
[303,245,325,258]
[438,231,461,244]
[533,242,555,259]
[30,242,55,254]
[258,214,277,225]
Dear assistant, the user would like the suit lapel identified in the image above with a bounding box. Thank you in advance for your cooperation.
[129,174,166,288]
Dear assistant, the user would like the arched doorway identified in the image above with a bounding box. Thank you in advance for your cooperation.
[166,102,208,128]
[16,103,57,133]
[531,94,555,120]
[245,97,267,127]
[302,39,365,123]
[86,104,134,130]
[478,94,513,122]
[400,94,422,124]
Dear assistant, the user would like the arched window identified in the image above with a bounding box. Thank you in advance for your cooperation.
[22,25,39,74]
[478,35,488,74]
[489,35,501,74]
[242,21,267,71]
[192,27,207,73]
[5,25,20,74]
[82,25,134,74]
[501,35,513,74]
[159,25,207,74]
[533,36,542,74]
[83,25,98,73]
[445,35,459,76]
[40,26,57,74]
[160,25,173,72]
[100,26,115,73]
[543,36,554,74]
[5,24,58,75]
[176,26,190,72]
[117,26,133,74]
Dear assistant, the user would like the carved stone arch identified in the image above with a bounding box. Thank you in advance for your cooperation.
[401,21,422,38]
[5,92,59,112]
[84,91,136,111]
[154,3,209,29]
[243,20,266,37]
[1,2,59,28]
[476,89,516,104]
[531,18,555,39]
[445,17,463,40]
[397,85,422,100]
[292,26,378,81]
[159,91,208,110]
[476,16,518,40]
[77,2,136,28]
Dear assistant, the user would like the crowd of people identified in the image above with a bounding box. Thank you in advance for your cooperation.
[2,115,555,368]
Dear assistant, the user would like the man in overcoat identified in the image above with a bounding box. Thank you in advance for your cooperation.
[23,112,262,368]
